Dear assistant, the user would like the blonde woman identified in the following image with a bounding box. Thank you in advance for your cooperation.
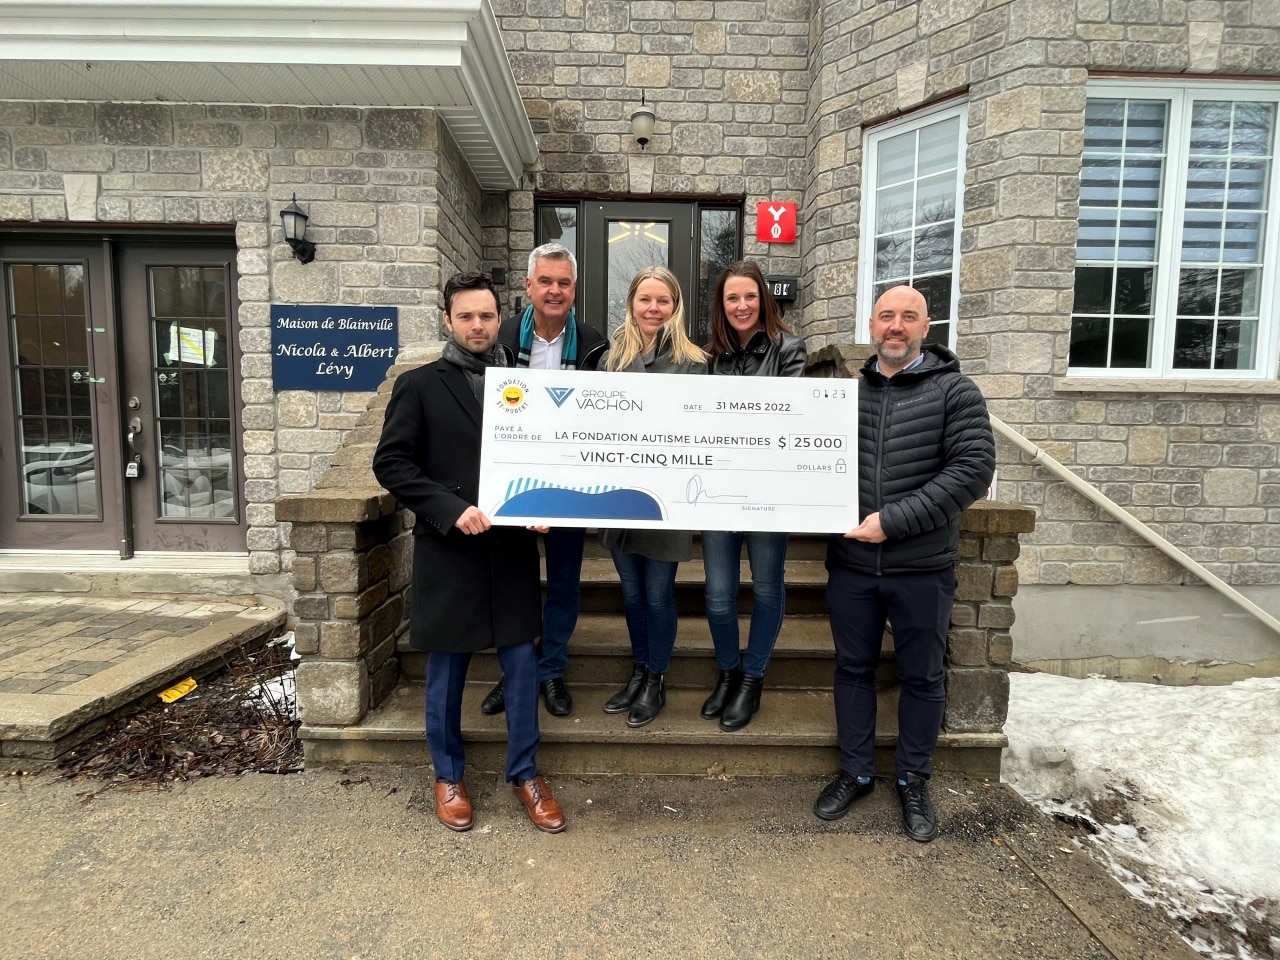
[599,266,707,727]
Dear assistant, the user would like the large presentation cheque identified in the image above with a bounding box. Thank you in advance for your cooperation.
[478,368,859,534]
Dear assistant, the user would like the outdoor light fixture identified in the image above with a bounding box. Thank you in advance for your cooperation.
[631,93,656,150]
[279,194,316,264]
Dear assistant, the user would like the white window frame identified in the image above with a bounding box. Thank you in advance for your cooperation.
[1072,79,1280,381]
[857,100,968,349]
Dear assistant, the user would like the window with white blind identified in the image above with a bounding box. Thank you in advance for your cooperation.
[858,103,966,349]
[1072,82,1280,378]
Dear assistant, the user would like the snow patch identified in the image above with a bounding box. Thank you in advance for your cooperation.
[1003,672,1280,960]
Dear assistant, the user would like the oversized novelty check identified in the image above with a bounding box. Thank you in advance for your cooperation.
[478,368,859,534]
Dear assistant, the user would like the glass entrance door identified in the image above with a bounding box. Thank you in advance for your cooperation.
[119,245,243,552]
[581,202,694,338]
[540,200,741,346]
[0,243,121,549]
[0,239,244,555]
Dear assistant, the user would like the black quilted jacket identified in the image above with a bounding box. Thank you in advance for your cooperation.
[827,343,995,575]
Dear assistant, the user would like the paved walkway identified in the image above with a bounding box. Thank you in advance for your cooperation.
[0,594,285,759]
[0,767,1200,960]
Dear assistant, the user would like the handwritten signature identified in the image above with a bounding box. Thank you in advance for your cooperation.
[685,475,748,506]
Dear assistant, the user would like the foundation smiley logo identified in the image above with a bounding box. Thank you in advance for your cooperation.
[496,379,529,414]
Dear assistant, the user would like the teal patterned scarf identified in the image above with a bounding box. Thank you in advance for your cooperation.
[517,304,580,369]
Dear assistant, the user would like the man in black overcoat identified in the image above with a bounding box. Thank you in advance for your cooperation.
[372,271,566,834]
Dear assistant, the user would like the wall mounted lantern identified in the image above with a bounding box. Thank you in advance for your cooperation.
[279,194,316,264]
[630,93,656,150]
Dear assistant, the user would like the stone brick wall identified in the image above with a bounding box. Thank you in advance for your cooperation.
[4,0,1280,601]
[436,125,486,285]
[493,0,813,290]
[0,104,464,584]
[487,0,1280,590]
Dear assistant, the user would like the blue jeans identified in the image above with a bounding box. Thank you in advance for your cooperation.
[425,642,540,783]
[610,548,679,675]
[826,565,954,780]
[538,527,585,682]
[702,530,788,678]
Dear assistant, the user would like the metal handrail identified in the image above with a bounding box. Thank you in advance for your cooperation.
[991,415,1280,638]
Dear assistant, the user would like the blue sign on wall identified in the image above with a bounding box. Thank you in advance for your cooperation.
[271,305,399,392]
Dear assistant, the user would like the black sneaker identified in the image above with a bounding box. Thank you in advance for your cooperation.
[540,677,573,717]
[895,773,938,842]
[813,771,874,821]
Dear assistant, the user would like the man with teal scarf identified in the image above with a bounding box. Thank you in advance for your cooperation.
[484,242,606,719]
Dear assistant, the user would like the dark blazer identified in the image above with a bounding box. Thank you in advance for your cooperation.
[499,313,608,371]
[372,357,541,653]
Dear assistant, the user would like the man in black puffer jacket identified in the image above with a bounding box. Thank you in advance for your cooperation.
[814,285,995,843]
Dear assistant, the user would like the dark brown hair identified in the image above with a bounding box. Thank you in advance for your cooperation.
[443,271,499,316]
[705,260,792,357]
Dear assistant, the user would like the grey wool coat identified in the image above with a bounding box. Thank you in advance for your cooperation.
[372,357,542,653]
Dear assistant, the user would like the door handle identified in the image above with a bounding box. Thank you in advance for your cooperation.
[127,417,143,452]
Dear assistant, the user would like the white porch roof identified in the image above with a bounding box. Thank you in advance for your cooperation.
[0,0,536,189]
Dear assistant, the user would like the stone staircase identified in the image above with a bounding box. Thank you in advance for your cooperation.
[300,533,1009,777]
[283,345,1032,780]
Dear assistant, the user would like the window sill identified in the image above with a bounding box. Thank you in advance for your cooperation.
[1055,377,1280,394]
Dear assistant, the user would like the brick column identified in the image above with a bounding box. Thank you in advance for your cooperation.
[277,489,402,727]
[947,501,1037,734]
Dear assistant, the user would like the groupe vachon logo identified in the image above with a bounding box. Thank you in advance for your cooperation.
[496,378,529,414]
[546,386,574,408]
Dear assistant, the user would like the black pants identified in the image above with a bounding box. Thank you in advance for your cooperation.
[826,564,955,779]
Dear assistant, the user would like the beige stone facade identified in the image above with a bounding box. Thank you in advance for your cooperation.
[0,105,476,582]
[2,0,1280,612]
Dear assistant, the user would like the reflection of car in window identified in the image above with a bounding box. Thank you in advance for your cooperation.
[22,443,98,516]
[160,445,234,518]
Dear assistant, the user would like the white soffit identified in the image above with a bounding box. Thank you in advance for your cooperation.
[0,0,537,189]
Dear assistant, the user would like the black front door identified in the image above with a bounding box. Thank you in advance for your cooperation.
[580,201,695,338]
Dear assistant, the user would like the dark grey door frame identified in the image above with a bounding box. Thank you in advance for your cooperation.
[580,201,695,338]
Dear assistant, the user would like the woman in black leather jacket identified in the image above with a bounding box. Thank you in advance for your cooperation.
[700,261,807,731]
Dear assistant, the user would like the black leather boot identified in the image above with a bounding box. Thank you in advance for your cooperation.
[480,680,505,716]
[719,674,763,731]
[603,664,647,715]
[700,668,741,719]
[626,672,666,728]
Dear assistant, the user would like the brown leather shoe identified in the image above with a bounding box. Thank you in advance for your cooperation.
[512,775,566,833]
[433,779,473,831]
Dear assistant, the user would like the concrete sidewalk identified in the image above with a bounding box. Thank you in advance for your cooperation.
[0,766,1197,960]
[0,594,286,759]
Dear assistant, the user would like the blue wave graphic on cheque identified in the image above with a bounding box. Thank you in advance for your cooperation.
[496,478,665,521]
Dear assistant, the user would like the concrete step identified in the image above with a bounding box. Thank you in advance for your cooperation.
[301,680,1005,777]
[575,557,830,615]
[399,613,897,689]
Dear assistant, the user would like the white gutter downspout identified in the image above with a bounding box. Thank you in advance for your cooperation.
[991,415,1280,638]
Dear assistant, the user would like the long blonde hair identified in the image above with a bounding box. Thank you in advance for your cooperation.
[606,266,707,371]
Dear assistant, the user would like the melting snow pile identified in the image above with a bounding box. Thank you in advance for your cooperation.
[1003,672,1280,960]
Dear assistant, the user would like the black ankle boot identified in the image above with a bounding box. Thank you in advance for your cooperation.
[700,668,741,719]
[719,674,763,731]
[626,672,666,728]
[603,664,647,714]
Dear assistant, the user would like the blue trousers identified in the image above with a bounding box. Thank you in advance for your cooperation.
[702,530,788,678]
[826,565,954,780]
[425,641,539,783]
[538,527,585,683]
[610,548,679,675]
